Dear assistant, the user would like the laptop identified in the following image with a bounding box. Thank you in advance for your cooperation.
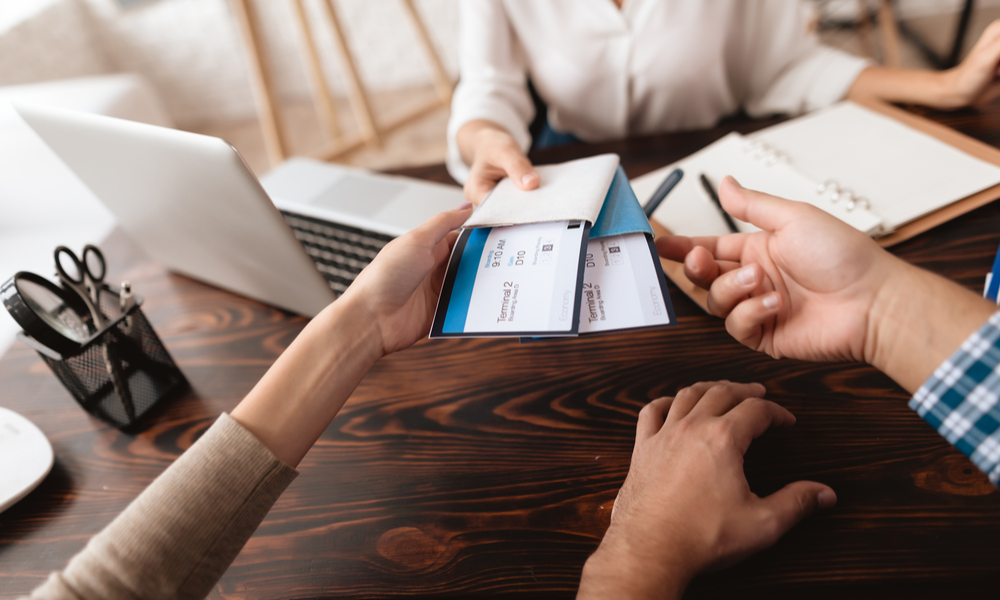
[16,105,465,317]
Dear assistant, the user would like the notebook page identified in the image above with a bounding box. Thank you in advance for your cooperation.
[637,133,882,237]
[751,102,1000,230]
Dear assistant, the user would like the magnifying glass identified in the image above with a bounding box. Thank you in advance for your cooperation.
[1,272,91,356]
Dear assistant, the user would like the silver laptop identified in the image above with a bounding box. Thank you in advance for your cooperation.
[17,105,464,317]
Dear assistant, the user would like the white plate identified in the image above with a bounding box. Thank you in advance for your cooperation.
[0,406,54,513]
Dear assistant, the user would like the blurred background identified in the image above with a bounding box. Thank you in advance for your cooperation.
[3,0,1000,353]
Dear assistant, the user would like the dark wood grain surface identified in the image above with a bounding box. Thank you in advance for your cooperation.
[3,103,1000,599]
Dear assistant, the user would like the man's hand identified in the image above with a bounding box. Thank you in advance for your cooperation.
[457,120,540,205]
[656,176,897,363]
[578,382,835,600]
[655,177,997,392]
[343,203,473,356]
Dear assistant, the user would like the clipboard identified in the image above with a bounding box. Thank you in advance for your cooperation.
[855,98,1000,247]
[648,98,1000,311]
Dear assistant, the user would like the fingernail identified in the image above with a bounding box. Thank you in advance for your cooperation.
[736,266,755,286]
[521,173,539,186]
[817,489,837,509]
[762,293,780,310]
[456,201,473,210]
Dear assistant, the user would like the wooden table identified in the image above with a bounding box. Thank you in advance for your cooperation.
[3,104,1000,599]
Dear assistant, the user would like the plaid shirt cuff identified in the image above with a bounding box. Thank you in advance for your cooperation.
[910,311,1000,486]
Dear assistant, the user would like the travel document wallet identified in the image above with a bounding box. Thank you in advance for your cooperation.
[430,159,675,339]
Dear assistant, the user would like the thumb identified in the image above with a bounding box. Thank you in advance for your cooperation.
[413,203,474,248]
[718,176,798,233]
[496,148,540,191]
[756,481,836,545]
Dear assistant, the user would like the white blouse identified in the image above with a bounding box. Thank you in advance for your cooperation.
[446,0,870,183]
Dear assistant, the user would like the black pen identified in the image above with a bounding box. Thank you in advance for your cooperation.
[644,168,683,217]
[699,173,739,234]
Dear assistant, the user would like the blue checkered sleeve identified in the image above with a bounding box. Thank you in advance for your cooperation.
[910,311,1000,486]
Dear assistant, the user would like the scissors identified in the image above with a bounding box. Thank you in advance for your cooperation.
[54,245,135,422]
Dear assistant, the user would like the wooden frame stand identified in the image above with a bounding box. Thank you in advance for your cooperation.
[230,0,454,166]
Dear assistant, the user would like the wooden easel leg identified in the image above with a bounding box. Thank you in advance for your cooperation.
[319,0,381,147]
[290,0,342,142]
[878,0,902,67]
[229,0,288,166]
[855,0,877,60]
[399,0,453,105]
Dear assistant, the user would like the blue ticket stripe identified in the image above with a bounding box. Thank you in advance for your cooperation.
[443,227,491,333]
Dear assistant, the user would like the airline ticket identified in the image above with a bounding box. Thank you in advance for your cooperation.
[429,220,589,338]
[577,232,675,334]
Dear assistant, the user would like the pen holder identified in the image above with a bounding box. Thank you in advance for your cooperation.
[16,285,187,429]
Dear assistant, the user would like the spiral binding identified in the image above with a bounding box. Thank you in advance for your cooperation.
[816,179,871,212]
[741,139,789,166]
[742,139,873,214]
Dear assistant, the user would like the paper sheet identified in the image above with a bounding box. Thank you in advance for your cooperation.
[632,102,1000,237]
[633,132,882,237]
[752,102,1000,230]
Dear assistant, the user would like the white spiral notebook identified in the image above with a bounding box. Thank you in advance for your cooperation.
[631,99,1000,310]
[633,101,1000,241]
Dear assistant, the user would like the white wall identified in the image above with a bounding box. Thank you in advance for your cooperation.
[0,0,459,128]
[0,0,113,86]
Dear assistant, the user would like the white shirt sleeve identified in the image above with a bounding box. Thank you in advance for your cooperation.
[446,0,535,184]
[740,0,872,117]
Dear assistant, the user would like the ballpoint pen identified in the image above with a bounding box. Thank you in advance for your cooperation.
[644,168,683,217]
[699,173,740,234]
[986,243,1000,303]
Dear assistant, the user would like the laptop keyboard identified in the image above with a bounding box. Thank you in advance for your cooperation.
[281,210,394,296]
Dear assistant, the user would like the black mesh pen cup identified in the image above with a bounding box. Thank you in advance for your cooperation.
[15,285,186,429]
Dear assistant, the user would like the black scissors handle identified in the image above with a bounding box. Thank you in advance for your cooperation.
[54,245,106,285]
[82,244,106,283]
[55,245,108,330]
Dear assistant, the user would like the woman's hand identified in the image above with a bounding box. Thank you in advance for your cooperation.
[942,19,1000,108]
[848,19,1000,109]
[234,204,472,467]
[342,203,473,356]
[656,177,897,363]
[578,382,834,600]
[457,120,539,205]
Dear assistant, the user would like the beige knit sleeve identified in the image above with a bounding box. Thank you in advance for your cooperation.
[25,413,298,600]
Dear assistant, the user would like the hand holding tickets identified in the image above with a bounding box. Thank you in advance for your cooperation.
[430,220,590,338]
[430,158,675,339]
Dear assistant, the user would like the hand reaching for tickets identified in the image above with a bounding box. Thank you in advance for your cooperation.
[655,176,895,363]
[654,177,997,393]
